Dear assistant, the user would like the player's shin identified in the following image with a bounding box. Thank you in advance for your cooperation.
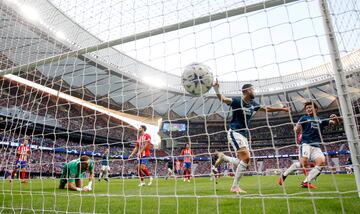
[21,170,26,181]
[304,165,322,183]
[139,170,144,182]
[142,167,151,177]
[232,161,248,188]
[223,155,240,166]
[283,162,301,177]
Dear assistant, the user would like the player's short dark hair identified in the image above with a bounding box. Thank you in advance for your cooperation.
[304,101,319,109]
[140,125,147,131]
[242,84,253,92]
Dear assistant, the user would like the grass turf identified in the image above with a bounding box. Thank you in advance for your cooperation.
[0,174,359,213]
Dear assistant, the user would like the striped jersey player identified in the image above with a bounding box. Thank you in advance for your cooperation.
[181,143,193,182]
[12,136,31,183]
[129,125,153,187]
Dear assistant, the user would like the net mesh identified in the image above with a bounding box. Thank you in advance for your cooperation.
[0,0,360,213]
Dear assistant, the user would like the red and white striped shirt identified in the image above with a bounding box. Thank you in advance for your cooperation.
[17,144,30,161]
[136,133,151,157]
[181,149,193,163]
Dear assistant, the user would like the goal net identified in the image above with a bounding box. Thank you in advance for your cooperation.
[0,0,359,213]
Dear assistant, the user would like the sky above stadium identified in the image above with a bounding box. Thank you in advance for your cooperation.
[47,0,359,81]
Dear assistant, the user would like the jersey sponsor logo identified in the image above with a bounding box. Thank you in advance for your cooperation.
[311,122,320,129]
[241,106,256,116]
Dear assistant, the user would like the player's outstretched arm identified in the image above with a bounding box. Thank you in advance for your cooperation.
[260,106,290,113]
[213,79,232,105]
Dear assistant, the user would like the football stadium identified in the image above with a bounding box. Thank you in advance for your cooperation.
[0,0,360,213]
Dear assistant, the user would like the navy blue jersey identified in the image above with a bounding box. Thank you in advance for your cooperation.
[101,155,109,166]
[229,97,261,138]
[298,115,330,147]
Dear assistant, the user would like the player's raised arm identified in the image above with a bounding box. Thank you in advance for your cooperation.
[329,114,340,126]
[213,79,232,105]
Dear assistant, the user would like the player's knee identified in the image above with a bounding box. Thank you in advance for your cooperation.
[301,158,308,167]
[316,158,325,166]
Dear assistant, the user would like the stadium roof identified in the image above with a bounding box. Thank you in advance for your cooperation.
[1,0,360,119]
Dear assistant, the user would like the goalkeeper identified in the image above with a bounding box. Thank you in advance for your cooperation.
[59,155,94,192]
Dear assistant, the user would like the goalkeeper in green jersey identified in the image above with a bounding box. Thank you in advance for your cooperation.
[59,155,95,192]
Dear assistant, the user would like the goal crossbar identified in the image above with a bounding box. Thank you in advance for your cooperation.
[0,0,300,77]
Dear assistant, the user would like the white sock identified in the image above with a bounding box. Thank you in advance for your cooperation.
[223,155,240,166]
[304,166,322,183]
[283,162,301,177]
[104,171,109,179]
[99,172,103,179]
[232,161,248,188]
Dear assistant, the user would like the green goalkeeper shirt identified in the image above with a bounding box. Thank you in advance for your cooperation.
[63,158,94,182]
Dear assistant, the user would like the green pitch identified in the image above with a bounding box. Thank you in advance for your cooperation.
[1,174,359,214]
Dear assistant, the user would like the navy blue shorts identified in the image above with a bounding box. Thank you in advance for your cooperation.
[183,162,192,169]
[15,160,27,169]
[139,157,149,166]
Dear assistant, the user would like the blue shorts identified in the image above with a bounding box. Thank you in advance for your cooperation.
[139,157,149,166]
[183,162,192,169]
[15,160,27,169]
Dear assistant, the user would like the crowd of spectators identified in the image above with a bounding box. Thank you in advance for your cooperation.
[0,132,351,179]
[0,77,357,179]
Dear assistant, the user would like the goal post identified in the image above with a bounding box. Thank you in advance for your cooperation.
[319,0,360,197]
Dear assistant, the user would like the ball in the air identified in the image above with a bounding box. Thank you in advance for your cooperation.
[181,63,213,96]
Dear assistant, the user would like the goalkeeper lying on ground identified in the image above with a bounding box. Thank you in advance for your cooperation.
[59,155,94,192]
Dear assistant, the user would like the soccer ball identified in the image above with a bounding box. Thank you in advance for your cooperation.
[181,63,213,96]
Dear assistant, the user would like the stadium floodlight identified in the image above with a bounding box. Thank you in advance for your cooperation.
[20,5,40,22]
[55,31,66,40]
[143,76,166,88]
